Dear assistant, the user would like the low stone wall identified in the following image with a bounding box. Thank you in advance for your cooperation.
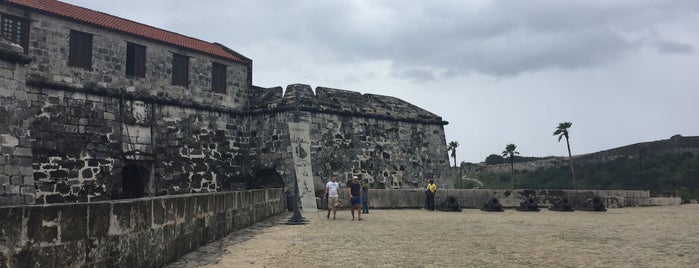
[0,189,285,268]
[321,189,680,209]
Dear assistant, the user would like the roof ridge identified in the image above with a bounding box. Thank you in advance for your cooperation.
[5,0,246,63]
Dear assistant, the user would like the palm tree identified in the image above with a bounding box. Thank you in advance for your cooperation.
[502,143,519,189]
[447,141,459,168]
[447,141,460,187]
[554,122,576,189]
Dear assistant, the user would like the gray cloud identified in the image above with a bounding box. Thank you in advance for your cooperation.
[206,0,697,80]
[655,40,694,54]
[69,0,698,79]
[394,67,437,82]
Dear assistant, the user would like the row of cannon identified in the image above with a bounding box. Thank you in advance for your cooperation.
[436,196,607,212]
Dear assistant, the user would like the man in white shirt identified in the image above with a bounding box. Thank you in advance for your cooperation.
[324,175,340,219]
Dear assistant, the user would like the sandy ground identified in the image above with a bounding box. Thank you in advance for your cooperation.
[166,205,699,267]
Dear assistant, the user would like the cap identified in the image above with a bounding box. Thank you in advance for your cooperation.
[353,175,359,179]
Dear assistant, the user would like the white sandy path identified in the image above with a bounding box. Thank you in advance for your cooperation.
[167,204,699,267]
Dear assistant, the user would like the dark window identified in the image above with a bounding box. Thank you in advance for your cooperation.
[212,62,227,93]
[171,53,189,86]
[68,30,93,70]
[1,13,30,53]
[126,42,146,78]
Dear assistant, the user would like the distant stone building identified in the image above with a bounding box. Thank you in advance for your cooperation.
[0,0,451,206]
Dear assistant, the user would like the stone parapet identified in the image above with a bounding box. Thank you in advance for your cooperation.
[249,84,449,125]
[320,189,676,209]
[0,188,285,267]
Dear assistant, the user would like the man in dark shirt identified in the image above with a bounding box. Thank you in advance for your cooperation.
[348,176,363,221]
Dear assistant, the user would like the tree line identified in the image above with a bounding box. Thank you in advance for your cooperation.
[448,122,699,199]
[463,152,699,199]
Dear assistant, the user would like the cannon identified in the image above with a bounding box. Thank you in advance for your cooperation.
[438,196,462,212]
[580,196,607,212]
[481,197,504,212]
[516,197,540,212]
[549,197,575,211]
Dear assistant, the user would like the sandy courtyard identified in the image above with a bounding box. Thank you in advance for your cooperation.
[166,205,699,267]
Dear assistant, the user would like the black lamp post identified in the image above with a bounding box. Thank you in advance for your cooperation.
[286,173,306,225]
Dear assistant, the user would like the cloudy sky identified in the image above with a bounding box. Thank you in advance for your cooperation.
[64,0,699,163]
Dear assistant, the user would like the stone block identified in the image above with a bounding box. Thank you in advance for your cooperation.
[3,165,19,175]
[85,237,107,267]
[10,246,55,268]
[53,240,87,267]
[58,203,88,242]
[0,196,25,205]
[110,201,133,235]
[174,196,188,220]
[20,185,35,195]
[103,112,115,121]
[194,195,210,216]
[10,176,23,185]
[159,224,179,263]
[45,193,66,203]
[0,206,24,246]
[88,202,110,237]
[22,175,33,185]
[6,185,20,194]
[27,206,59,243]
[153,198,167,225]
[133,199,152,231]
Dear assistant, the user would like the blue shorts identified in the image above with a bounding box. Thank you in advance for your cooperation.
[350,197,361,206]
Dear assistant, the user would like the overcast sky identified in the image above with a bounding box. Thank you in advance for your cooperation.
[64,0,699,163]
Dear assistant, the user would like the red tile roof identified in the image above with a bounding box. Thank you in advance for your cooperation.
[5,0,247,63]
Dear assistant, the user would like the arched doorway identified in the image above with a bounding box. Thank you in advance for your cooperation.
[249,169,284,189]
[122,164,149,198]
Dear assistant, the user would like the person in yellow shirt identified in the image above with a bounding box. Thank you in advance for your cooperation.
[425,179,437,211]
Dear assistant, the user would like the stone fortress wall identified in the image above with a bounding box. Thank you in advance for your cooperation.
[249,84,451,194]
[0,0,452,206]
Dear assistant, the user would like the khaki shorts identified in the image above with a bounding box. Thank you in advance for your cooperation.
[328,197,339,208]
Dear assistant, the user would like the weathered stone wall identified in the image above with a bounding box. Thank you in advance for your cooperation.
[0,5,249,110]
[24,86,254,204]
[0,39,33,205]
[153,105,250,195]
[246,111,296,185]
[0,189,285,268]
[28,87,121,204]
[310,114,450,189]
[249,84,452,194]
